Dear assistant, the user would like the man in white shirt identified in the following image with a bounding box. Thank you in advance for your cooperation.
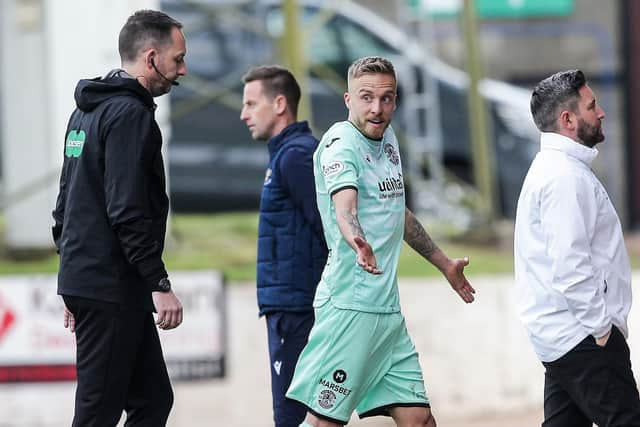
[514,69,640,426]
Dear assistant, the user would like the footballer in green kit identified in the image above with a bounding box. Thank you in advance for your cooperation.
[286,56,476,427]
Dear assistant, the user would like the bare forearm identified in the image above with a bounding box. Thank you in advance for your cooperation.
[404,210,474,302]
[337,207,366,250]
[404,208,445,268]
[332,188,381,274]
[333,188,368,251]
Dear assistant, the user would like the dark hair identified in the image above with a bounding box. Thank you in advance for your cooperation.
[118,10,183,63]
[242,65,301,116]
[347,56,396,88]
[530,69,586,132]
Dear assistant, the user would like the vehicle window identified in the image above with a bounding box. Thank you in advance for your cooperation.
[306,14,398,76]
[336,16,396,61]
[264,5,395,75]
[265,6,343,69]
[223,13,275,71]
[168,3,276,81]
[307,22,343,67]
[187,31,226,77]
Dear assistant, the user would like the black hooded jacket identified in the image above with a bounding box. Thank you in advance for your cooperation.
[52,71,169,310]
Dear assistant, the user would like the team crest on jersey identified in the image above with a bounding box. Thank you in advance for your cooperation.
[384,143,399,165]
[323,161,344,177]
[318,390,336,409]
[264,168,272,185]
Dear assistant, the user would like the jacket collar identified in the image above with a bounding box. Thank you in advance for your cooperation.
[540,132,598,167]
[267,121,311,155]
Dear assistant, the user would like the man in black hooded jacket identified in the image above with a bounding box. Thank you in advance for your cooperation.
[52,9,185,426]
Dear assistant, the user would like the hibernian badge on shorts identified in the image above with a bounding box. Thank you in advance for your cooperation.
[384,143,399,165]
[318,390,336,409]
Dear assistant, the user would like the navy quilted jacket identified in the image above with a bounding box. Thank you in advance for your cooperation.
[256,121,328,315]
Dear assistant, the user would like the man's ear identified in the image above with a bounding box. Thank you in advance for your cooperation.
[274,94,287,115]
[559,109,576,131]
[344,92,350,110]
[144,49,156,70]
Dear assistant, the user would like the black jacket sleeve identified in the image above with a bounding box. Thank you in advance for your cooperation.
[103,106,167,287]
[52,173,66,252]
[52,121,73,253]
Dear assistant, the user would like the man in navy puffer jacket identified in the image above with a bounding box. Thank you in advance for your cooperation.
[241,65,328,427]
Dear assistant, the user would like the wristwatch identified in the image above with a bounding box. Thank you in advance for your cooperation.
[153,277,172,293]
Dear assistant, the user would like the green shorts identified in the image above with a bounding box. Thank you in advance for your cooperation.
[286,300,429,424]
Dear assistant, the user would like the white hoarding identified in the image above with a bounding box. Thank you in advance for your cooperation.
[0,270,226,382]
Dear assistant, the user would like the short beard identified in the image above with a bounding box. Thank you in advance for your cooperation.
[577,118,604,148]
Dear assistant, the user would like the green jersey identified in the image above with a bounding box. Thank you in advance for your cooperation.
[313,121,405,313]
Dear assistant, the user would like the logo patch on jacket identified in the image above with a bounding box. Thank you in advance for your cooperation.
[264,168,272,185]
[65,130,86,158]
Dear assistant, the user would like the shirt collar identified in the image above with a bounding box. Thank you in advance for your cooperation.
[540,132,599,166]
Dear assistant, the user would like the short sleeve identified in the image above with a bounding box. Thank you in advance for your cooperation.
[318,137,360,196]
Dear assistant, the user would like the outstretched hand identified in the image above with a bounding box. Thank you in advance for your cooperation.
[444,257,475,303]
[354,236,383,275]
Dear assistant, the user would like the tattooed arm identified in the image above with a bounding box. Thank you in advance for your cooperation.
[404,208,476,303]
[332,188,383,275]
[404,208,440,262]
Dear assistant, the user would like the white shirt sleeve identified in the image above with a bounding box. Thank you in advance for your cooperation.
[539,174,611,338]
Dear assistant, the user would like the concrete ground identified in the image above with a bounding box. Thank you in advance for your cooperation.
[0,277,564,426]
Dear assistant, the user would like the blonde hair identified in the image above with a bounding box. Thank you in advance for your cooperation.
[347,56,396,90]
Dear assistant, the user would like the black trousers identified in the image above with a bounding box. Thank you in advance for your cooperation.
[542,326,640,427]
[266,311,315,427]
[63,295,173,427]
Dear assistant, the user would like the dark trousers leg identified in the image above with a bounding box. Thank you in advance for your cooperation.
[543,370,591,427]
[266,311,314,427]
[542,326,640,427]
[122,312,173,426]
[64,296,172,427]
